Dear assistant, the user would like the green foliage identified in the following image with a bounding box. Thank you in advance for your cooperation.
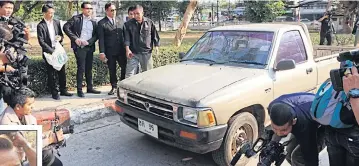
[244,0,285,23]
[27,44,193,96]
[12,1,44,22]
[120,1,177,22]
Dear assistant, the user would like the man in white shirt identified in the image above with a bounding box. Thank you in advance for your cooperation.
[63,2,100,98]
[37,4,72,100]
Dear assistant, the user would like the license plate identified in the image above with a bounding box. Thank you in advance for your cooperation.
[138,118,158,139]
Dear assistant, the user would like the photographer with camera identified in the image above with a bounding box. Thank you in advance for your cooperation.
[0,1,30,41]
[267,93,325,166]
[318,11,336,45]
[315,63,359,166]
[0,87,65,166]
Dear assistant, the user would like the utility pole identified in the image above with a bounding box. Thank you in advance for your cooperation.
[211,2,214,25]
[217,0,219,23]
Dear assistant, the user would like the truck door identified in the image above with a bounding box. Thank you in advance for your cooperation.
[272,30,317,98]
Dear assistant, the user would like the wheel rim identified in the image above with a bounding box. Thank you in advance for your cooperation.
[230,124,254,157]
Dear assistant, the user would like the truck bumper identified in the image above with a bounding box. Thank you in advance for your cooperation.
[116,100,227,154]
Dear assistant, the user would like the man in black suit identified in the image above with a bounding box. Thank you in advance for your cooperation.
[37,4,72,100]
[63,2,100,97]
[97,2,127,95]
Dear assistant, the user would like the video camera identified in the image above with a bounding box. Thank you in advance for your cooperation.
[0,16,30,90]
[330,49,359,91]
[230,129,290,166]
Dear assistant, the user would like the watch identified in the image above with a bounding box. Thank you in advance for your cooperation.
[348,88,359,99]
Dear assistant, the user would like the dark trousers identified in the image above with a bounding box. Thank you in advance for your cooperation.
[286,127,326,166]
[42,148,63,166]
[319,32,332,45]
[106,52,127,88]
[44,57,66,95]
[74,47,94,91]
[325,126,359,166]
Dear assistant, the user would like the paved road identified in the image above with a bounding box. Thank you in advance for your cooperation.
[60,115,329,166]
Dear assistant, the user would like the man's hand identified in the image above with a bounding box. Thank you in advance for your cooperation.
[126,50,133,59]
[11,132,30,148]
[155,47,159,55]
[75,39,82,46]
[82,40,89,46]
[99,53,107,63]
[343,66,359,94]
[5,65,15,72]
[24,27,30,39]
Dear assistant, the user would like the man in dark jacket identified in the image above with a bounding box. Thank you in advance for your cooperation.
[63,2,100,97]
[97,2,127,95]
[37,4,72,100]
[124,5,160,79]
[268,92,325,166]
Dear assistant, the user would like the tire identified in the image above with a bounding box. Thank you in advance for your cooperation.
[212,112,258,166]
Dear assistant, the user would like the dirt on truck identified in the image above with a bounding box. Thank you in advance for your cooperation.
[114,22,356,166]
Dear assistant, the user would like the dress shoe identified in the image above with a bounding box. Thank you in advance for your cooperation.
[77,91,85,97]
[108,88,116,95]
[52,93,60,100]
[87,89,101,94]
[60,91,73,96]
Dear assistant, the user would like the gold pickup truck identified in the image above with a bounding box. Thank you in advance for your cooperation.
[115,23,355,166]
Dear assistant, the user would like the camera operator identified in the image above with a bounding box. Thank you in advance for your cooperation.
[318,11,336,45]
[318,65,359,166]
[267,93,325,166]
[0,87,65,166]
[0,1,30,41]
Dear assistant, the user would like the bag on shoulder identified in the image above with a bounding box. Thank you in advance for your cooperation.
[310,79,355,128]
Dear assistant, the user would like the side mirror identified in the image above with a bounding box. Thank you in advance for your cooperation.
[179,52,186,59]
[275,59,296,71]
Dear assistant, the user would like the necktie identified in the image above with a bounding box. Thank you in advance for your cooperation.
[112,18,115,25]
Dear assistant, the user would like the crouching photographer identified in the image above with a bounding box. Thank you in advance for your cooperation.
[0,87,65,166]
[266,93,325,166]
[230,93,325,166]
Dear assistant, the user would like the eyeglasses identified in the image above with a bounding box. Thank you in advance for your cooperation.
[110,9,116,12]
[84,8,93,10]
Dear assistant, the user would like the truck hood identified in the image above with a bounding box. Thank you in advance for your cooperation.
[120,63,265,106]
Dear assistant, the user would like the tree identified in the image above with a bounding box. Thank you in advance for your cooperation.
[120,1,177,31]
[174,0,198,47]
[244,0,285,23]
[12,1,44,22]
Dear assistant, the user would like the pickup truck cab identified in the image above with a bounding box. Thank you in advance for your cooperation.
[115,23,355,166]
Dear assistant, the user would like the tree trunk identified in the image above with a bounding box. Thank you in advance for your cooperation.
[173,0,198,47]
[67,1,73,19]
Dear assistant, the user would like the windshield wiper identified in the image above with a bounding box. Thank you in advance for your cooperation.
[180,58,217,64]
[227,60,267,65]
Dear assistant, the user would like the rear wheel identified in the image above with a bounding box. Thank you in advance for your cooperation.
[212,112,258,166]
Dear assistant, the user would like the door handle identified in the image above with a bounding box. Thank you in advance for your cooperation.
[306,68,313,74]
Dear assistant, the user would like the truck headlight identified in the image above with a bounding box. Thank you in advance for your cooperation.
[182,107,198,124]
[117,87,126,101]
[178,107,216,127]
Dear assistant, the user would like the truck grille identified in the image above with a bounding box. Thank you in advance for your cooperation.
[127,93,174,120]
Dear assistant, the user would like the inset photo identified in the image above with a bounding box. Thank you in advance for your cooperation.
[0,125,42,166]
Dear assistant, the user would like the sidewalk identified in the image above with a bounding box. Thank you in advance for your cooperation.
[33,86,118,124]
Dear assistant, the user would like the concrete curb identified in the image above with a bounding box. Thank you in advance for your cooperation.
[33,98,118,125]
[69,98,117,124]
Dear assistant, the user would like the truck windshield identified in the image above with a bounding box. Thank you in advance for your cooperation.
[182,31,274,66]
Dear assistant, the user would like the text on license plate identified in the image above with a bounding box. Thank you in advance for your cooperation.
[138,118,158,139]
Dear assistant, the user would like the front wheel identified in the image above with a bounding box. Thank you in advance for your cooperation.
[212,112,258,166]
